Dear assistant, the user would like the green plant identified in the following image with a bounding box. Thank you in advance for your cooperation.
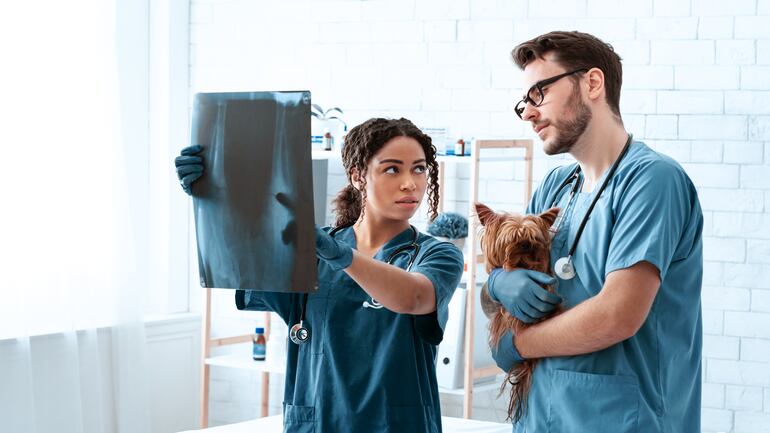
[311,104,347,130]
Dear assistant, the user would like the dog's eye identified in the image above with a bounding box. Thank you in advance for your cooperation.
[519,241,533,252]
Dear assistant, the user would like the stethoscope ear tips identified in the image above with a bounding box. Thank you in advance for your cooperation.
[362,298,384,309]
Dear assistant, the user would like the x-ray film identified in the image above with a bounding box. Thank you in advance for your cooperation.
[190,91,316,293]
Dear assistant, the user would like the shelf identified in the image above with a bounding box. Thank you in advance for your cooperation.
[437,155,528,163]
[459,268,489,285]
[205,353,286,375]
[313,150,525,162]
[311,149,341,160]
[438,378,502,396]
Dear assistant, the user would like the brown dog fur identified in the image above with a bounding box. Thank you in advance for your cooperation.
[475,202,560,423]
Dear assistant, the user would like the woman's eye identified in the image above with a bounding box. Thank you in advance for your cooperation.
[384,166,398,174]
[414,165,427,174]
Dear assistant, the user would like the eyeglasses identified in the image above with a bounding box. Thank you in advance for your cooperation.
[514,68,589,119]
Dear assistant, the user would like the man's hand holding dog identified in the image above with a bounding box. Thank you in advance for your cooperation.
[487,269,561,323]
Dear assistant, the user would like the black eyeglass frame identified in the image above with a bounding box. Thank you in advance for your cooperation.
[514,68,590,119]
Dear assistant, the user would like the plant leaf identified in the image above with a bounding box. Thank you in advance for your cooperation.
[324,107,343,116]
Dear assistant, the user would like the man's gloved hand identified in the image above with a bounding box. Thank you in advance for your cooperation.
[487,268,560,323]
[174,144,204,195]
[314,226,353,271]
[491,330,524,372]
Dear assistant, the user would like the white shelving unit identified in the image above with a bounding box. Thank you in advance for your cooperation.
[199,290,275,428]
[437,139,534,419]
[438,378,502,396]
[311,149,340,160]
[204,352,286,374]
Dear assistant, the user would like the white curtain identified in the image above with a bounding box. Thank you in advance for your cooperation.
[0,1,155,432]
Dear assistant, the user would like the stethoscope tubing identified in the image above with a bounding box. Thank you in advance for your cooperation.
[551,134,633,279]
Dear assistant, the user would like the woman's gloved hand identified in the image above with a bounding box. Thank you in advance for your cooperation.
[314,226,353,271]
[174,144,204,195]
[487,268,560,323]
[491,330,524,372]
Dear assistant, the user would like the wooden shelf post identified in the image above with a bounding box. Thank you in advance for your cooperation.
[200,288,273,428]
[462,139,533,418]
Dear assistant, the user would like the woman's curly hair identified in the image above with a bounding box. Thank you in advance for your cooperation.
[332,117,439,228]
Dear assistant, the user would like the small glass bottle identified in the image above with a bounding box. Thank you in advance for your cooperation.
[252,327,266,361]
[454,138,465,157]
[323,128,333,151]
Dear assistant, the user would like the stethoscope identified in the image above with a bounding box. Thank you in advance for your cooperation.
[290,225,421,345]
[550,134,633,281]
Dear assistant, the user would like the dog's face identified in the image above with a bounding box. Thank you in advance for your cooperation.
[475,203,559,275]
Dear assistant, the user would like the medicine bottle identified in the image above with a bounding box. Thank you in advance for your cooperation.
[454,138,465,157]
[252,327,266,361]
[323,128,333,151]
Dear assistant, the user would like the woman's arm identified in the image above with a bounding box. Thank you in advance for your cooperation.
[235,290,295,323]
[344,251,436,315]
[315,227,462,316]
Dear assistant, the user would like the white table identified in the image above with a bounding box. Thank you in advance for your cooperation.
[179,415,510,433]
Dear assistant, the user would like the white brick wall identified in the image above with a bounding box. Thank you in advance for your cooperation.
[675,65,740,90]
[726,386,764,411]
[190,1,770,431]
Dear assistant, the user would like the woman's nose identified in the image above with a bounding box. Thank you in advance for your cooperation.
[401,176,417,191]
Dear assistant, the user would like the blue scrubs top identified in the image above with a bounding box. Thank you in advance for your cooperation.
[236,226,463,433]
[515,141,703,433]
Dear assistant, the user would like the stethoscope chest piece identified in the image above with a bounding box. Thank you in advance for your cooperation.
[555,256,576,280]
[290,321,310,344]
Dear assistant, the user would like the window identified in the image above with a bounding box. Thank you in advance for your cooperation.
[0,0,190,339]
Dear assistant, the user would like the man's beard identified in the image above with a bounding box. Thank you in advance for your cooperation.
[543,84,592,156]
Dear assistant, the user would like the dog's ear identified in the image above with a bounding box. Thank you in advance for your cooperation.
[539,207,560,227]
[475,202,496,226]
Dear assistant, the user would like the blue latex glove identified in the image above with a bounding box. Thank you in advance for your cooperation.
[491,330,524,372]
[314,226,353,271]
[487,268,560,323]
[174,144,204,195]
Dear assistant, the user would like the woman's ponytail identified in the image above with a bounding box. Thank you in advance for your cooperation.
[331,184,362,228]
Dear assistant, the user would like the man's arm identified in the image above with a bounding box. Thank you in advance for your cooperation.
[514,261,660,358]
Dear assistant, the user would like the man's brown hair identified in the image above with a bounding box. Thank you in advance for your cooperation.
[512,31,623,117]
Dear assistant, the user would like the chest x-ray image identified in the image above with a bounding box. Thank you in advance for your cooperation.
[190,91,317,293]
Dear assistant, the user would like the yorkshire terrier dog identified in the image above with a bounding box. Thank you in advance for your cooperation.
[475,202,560,422]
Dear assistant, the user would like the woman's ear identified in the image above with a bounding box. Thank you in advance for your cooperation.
[350,168,362,190]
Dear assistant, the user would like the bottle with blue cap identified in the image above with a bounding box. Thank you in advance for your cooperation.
[252,327,266,361]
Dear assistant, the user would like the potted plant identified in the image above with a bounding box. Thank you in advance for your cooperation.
[427,212,468,251]
[311,104,347,149]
